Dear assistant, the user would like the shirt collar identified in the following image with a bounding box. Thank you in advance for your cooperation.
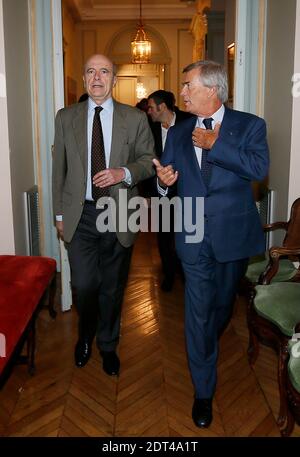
[170,112,176,127]
[88,96,114,113]
[198,104,225,127]
[162,112,176,130]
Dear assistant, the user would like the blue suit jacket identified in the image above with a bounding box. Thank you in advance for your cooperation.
[161,106,270,264]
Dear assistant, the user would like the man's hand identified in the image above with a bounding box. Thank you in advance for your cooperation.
[93,168,125,188]
[56,221,64,241]
[153,158,178,187]
[192,122,221,150]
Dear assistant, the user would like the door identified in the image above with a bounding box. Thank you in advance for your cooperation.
[113,76,137,105]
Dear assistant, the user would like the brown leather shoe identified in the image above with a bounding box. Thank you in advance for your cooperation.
[100,351,120,376]
[192,398,213,428]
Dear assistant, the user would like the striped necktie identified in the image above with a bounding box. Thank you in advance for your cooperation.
[91,106,109,200]
[200,117,213,187]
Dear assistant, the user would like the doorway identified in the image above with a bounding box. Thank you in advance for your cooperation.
[113,64,164,106]
[44,0,265,312]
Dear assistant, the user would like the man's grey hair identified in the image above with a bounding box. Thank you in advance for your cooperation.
[183,60,228,103]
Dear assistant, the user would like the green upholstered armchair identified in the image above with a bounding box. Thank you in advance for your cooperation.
[243,198,300,294]
[281,322,300,436]
[246,199,300,431]
[248,280,300,427]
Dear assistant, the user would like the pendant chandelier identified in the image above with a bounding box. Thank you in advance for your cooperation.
[131,0,151,64]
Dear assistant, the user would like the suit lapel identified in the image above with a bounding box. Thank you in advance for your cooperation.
[109,101,128,168]
[179,108,243,191]
[218,106,241,138]
[208,107,241,188]
[182,117,202,176]
[152,122,163,157]
[72,101,88,174]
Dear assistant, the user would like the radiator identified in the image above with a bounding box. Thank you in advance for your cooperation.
[256,188,275,250]
[24,185,40,256]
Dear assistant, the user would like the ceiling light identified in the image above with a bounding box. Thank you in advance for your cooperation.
[131,0,151,64]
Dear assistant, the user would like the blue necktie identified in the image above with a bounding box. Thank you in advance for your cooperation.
[200,117,213,187]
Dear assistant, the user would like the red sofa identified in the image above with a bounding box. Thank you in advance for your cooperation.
[0,255,56,385]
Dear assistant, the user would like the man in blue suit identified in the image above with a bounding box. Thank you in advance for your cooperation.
[153,60,269,428]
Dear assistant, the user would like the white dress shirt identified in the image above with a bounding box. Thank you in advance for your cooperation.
[157,104,225,196]
[86,96,131,201]
[193,104,224,167]
[161,112,176,150]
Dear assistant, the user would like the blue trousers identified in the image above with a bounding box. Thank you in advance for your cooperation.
[181,233,248,398]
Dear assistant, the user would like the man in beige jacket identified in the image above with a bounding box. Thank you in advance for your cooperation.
[52,54,155,375]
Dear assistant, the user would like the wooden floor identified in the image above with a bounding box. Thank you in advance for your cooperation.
[1,232,299,437]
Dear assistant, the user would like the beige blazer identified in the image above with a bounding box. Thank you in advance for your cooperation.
[52,99,155,246]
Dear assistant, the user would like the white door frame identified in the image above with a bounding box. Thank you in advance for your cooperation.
[47,0,267,312]
[51,0,72,312]
[31,0,72,312]
[234,0,267,115]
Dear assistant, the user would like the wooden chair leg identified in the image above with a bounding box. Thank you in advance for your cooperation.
[277,344,289,427]
[280,407,295,437]
[26,317,36,376]
[246,290,260,366]
[40,273,57,319]
[16,317,37,375]
[48,274,57,319]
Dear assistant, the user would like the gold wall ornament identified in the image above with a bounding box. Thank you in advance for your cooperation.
[131,0,151,64]
[190,0,211,61]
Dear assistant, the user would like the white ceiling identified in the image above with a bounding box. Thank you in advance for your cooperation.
[63,0,199,21]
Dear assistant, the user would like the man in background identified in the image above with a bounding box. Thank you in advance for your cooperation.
[147,90,193,291]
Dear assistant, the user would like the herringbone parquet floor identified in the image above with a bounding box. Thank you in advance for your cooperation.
[0,233,299,437]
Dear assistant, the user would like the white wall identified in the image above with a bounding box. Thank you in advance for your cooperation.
[0,0,15,254]
[264,0,297,230]
[288,1,300,210]
[2,0,35,254]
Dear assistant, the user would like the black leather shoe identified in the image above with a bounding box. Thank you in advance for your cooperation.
[160,278,174,292]
[100,351,120,376]
[75,340,92,368]
[192,398,213,428]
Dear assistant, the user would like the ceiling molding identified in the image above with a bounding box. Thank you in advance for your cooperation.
[64,1,196,21]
